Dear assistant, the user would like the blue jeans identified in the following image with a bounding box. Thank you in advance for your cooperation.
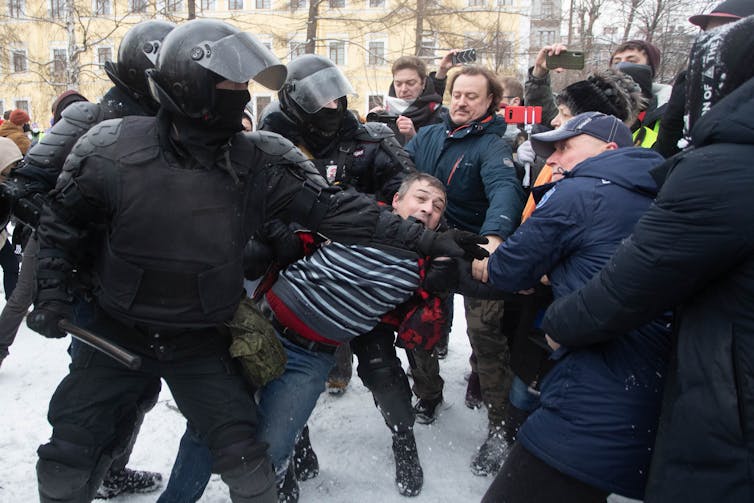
[508,375,540,412]
[159,334,336,498]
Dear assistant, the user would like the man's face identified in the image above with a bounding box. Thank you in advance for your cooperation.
[611,48,648,67]
[546,134,612,181]
[450,74,493,124]
[393,69,425,101]
[392,179,446,230]
[499,87,521,109]
[551,103,574,128]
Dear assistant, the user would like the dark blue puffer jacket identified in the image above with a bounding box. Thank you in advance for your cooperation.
[405,113,523,238]
[487,146,672,499]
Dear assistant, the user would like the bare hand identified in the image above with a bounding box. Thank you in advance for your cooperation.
[545,334,561,351]
[533,44,569,78]
[437,49,459,79]
[472,257,489,282]
[396,115,417,139]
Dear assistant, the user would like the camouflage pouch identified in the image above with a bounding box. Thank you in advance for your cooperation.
[227,297,287,388]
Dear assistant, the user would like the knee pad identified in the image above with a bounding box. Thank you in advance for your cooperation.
[37,425,106,502]
[213,437,276,503]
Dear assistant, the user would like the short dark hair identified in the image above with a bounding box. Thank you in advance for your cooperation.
[499,76,524,101]
[392,56,427,82]
[449,65,504,116]
[611,40,661,77]
[395,172,446,201]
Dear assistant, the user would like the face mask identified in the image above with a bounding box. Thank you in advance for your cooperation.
[209,88,251,132]
[310,105,344,137]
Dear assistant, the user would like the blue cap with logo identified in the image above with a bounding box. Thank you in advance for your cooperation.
[530,111,633,158]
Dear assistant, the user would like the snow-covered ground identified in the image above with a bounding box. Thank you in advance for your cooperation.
[0,296,495,502]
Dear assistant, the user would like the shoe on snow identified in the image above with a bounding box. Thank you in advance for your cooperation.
[470,427,509,476]
[95,467,163,499]
[413,396,443,425]
[277,462,299,503]
[326,376,349,395]
[293,425,319,481]
[392,431,423,497]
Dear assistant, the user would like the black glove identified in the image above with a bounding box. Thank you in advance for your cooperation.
[27,301,71,339]
[263,219,305,267]
[419,229,489,260]
[423,258,459,295]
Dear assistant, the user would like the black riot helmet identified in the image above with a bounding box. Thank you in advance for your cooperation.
[104,20,176,104]
[278,54,354,137]
[147,19,286,120]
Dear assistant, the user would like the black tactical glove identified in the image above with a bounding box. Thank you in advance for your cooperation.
[263,219,305,267]
[418,229,489,260]
[423,258,459,296]
[27,301,71,339]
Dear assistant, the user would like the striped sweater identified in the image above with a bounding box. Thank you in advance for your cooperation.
[268,241,420,344]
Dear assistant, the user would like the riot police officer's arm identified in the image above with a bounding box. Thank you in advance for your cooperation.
[27,125,111,339]
[247,131,487,259]
[0,102,104,229]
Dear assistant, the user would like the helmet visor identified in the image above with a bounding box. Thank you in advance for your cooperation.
[288,66,355,114]
[194,32,287,90]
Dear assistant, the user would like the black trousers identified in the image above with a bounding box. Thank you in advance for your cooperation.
[0,238,19,299]
[351,326,414,433]
[481,442,609,503]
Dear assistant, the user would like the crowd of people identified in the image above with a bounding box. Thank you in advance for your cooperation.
[0,1,753,502]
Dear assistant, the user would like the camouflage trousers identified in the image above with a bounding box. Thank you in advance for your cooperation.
[464,297,513,426]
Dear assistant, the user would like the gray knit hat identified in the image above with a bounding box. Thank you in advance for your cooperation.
[556,69,646,125]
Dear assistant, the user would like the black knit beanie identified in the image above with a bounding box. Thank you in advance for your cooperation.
[556,69,644,123]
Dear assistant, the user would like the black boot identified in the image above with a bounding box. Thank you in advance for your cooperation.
[95,467,163,499]
[277,462,299,503]
[465,371,483,409]
[392,431,423,497]
[470,426,510,476]
[293,425,319,481]
[413,396,443,425]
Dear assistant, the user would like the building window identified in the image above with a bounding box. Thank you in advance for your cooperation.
[255,95,271,119]
[418,36,436,60]
[50,0,64,18]
[12,50,27,73]
[541,0,553,17]
[200,0,215,10]
[97,47,113,67]
[166,0,182,11]
[496,0,513,5]
[8,0,24,17]
[329,0,344,8]
[368,0,384,6]
[368,94,384,110]
[0,101,4,118]
[52,48,67,82]
[255,0,270,7]
[290,0,305,9]
[468,0,485,6]
[538,30,556,46]
[94,0,111,14]
[15,100,30,113]
[228,0,243,9]
[329,41,345,65]
[289,41,306,59]
[367,41,385,65]
[129,0,147,12]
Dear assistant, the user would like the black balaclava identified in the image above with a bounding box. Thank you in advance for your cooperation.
[685,15,754,134]
[302,97,348,154]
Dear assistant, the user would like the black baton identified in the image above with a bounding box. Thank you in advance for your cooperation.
[58,319,142,370]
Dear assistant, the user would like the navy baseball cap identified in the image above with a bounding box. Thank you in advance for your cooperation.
[689,0,754,29]
[530,111,633,158]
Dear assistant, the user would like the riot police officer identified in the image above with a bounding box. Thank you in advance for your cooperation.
[26,19,487,503]
[0,20,176,499]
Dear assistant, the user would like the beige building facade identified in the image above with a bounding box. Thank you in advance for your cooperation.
[1,0,536,127]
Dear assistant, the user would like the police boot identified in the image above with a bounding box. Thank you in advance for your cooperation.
[96,467,163,498]
[292,425,319,481]
[470,425,510,476]
[277,462,299,503]
[391,430,423,497]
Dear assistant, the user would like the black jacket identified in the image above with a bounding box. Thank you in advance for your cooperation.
[260,103,413,202]
[542,76,754,502]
